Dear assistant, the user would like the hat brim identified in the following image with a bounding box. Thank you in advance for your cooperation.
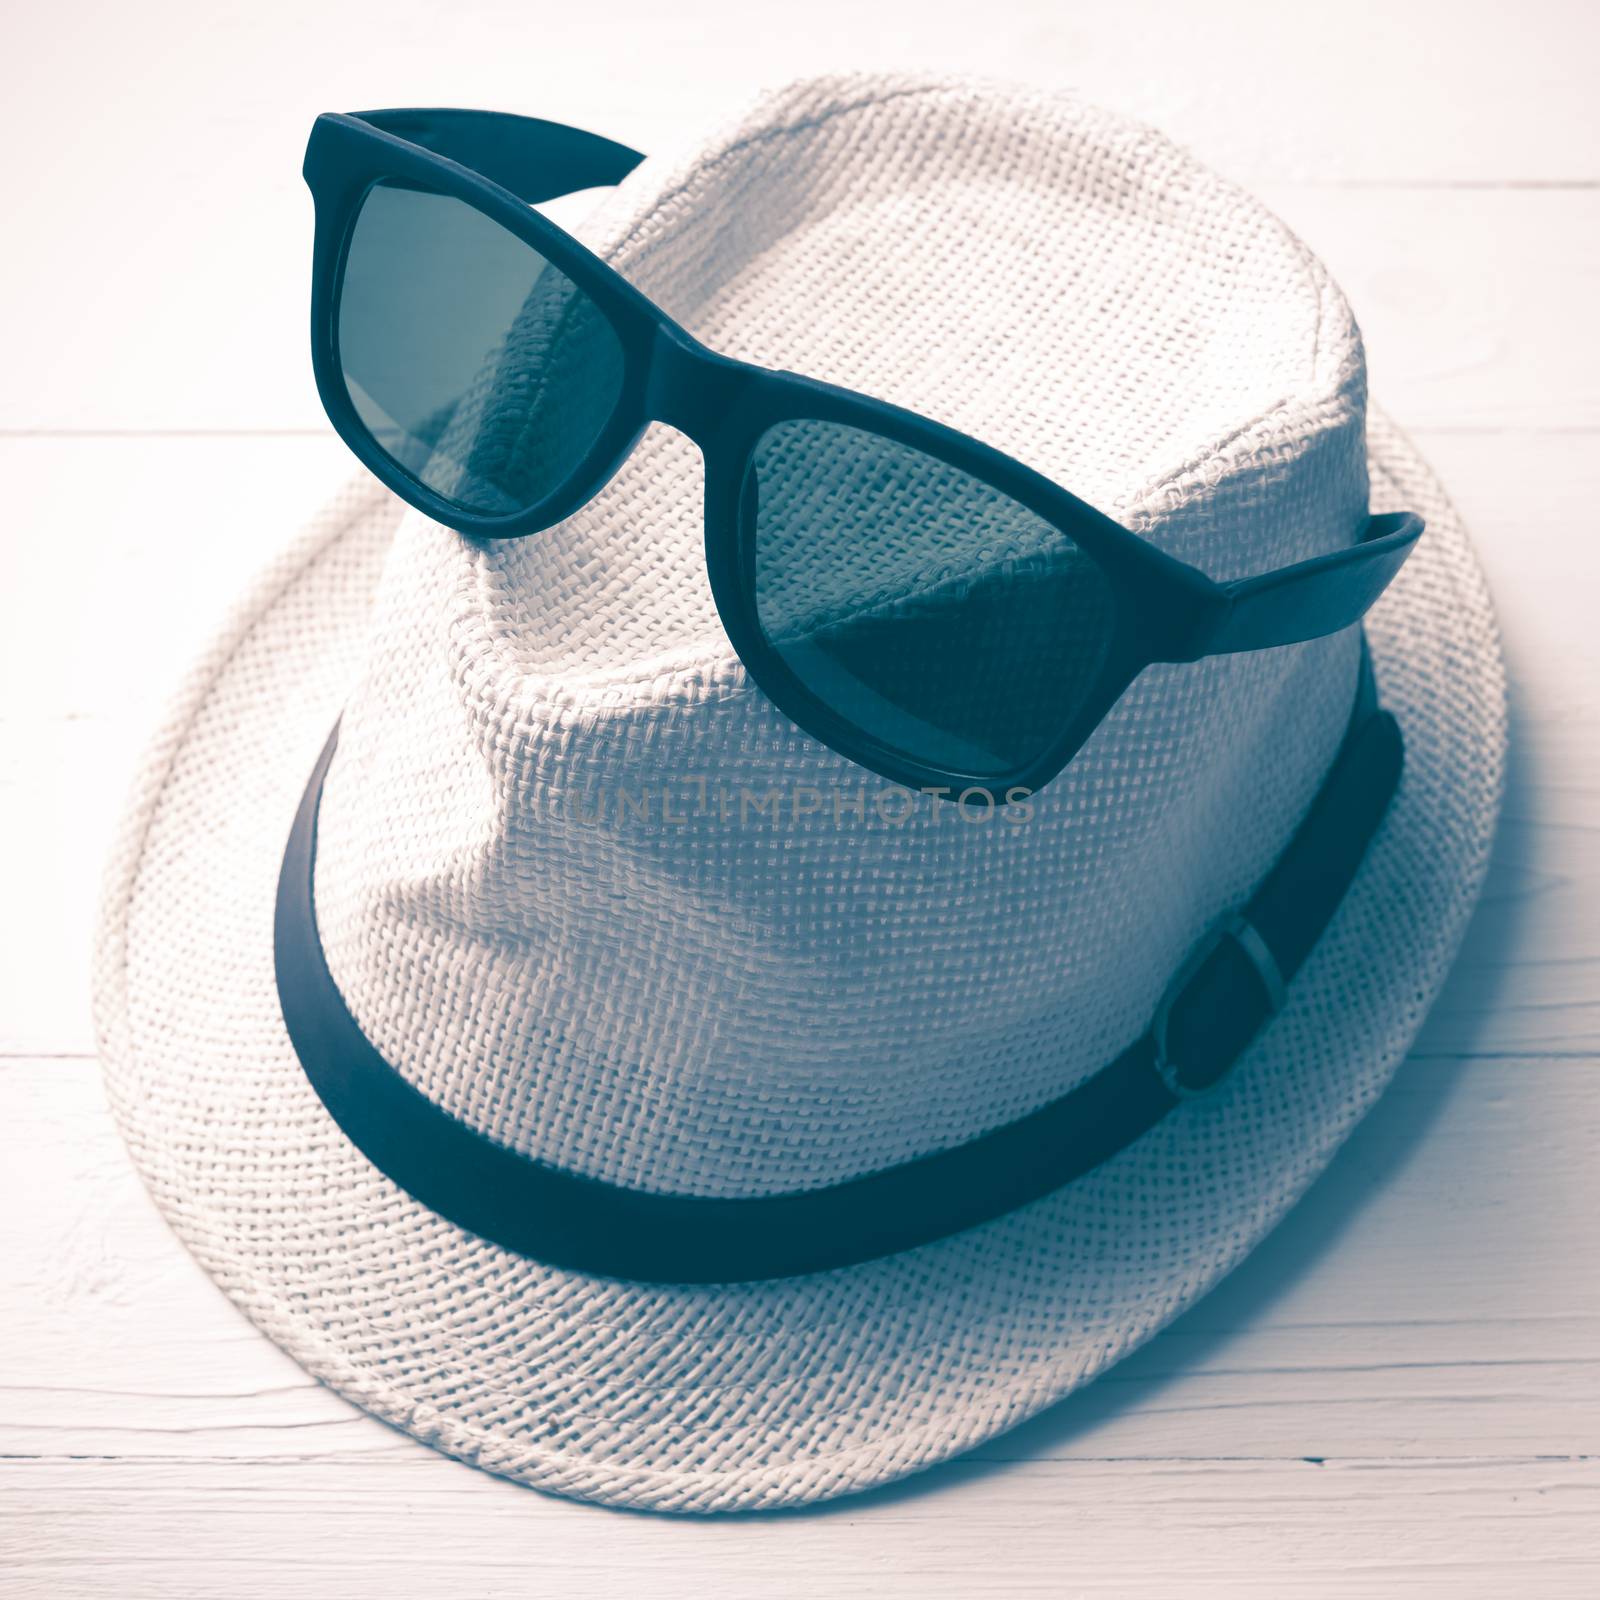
[93,406,1506,1514]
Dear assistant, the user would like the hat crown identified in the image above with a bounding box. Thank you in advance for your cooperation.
[310,74,1369,1200]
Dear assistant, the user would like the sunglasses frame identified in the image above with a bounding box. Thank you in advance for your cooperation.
[304,108,1422,796]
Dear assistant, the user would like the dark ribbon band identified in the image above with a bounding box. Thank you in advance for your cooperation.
[275,650,1402,1283]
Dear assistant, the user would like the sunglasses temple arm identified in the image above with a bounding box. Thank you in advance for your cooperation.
[354,109,645,205]
[1198,511,1424,655]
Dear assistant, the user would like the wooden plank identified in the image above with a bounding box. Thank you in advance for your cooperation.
[8,0,1596,204]
[0,435,352,1061]
[1260,188,1600,433]
[7,187,1592,434]
[1405,429,1600,1060]
[1,1456,1596,1599]
[4,1051,1595,1468]
[3,429,1592,1060]
[0,435,351,737]
[3,11,1596,434]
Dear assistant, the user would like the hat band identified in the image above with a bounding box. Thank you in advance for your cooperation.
[273,648,1402,1283]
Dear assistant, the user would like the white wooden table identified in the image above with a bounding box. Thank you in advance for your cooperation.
[3,2,1596,1592]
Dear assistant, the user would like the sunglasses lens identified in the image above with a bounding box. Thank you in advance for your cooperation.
[336,181,626,518]
[749,420,1117,781]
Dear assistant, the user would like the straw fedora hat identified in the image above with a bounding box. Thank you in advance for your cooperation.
[95,73,1506,1513]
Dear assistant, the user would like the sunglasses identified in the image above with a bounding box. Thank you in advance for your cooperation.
[303,108,1422,795]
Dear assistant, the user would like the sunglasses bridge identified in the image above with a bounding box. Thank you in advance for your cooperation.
[643,323,762,445]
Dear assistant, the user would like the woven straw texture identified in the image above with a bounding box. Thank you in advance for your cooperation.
[94,74,1506,1513]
